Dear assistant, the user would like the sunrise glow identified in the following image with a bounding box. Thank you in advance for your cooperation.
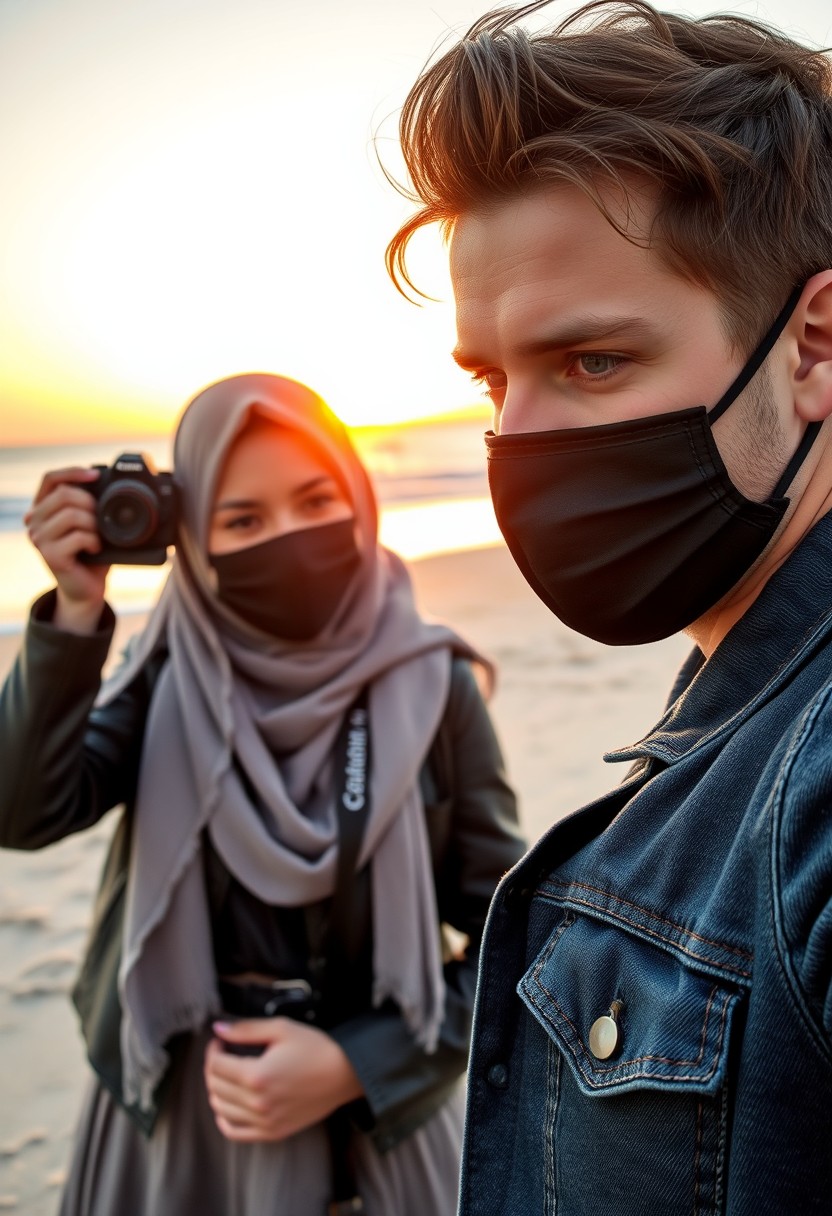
[3,0,830,448]
[0,0,488,447]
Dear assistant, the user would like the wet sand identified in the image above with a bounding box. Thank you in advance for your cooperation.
[0,545,691,1213]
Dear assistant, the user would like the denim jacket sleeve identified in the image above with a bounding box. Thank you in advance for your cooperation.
[0,590,149,849]
[772,681,832,1050]
[330,657,526,1151]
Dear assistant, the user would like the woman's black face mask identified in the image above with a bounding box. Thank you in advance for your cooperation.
[486,287,819,646]
[210,518,361,641]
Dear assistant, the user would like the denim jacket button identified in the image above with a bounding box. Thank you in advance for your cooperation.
[589,1000,623,1060]
[487,1062,509,1089]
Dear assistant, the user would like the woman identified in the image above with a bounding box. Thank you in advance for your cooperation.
[0,373,523,1215]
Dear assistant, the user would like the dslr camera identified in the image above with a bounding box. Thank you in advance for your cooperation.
[82,453,177,566]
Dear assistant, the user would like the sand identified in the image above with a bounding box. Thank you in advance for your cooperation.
[0,544,691,1214]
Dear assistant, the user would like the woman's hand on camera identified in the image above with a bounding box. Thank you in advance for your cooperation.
[24,467,108,633]
[204,1018,365,1142]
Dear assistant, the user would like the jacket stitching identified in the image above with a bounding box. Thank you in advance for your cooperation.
[768,683,832,1067]
[693,1098,704,1216]
[531,983,731,1089]
[537,887,752,979]
[714,1085,728,1210]
[524,925,733,1088]
[539,877,754,961]
[544,1036,560,1216]
[531,943,723,1072]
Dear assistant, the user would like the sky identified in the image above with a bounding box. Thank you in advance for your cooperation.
[2,0,832,445]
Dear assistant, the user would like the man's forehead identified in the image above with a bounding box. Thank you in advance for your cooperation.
[448,184,703,349]
[450,180,655,262]
[451,194,657,319]
[453,204,635,323]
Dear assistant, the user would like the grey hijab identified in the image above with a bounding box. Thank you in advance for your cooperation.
[100,373,482,1112]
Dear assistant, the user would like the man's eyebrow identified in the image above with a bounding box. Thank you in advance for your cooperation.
[452,315,662,368]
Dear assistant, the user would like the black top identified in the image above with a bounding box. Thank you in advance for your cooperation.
[0,594,526,1146]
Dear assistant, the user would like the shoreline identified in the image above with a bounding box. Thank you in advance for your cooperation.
[0,543,691,1214]
[0,495,502,637]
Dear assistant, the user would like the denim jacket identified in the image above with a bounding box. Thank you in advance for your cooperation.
[460,515,832,1215]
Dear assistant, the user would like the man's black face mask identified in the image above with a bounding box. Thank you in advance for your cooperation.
[486,287,819,646]
[210,518,360,641]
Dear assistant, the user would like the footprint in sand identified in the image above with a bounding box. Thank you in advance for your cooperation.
[7,950,79,999]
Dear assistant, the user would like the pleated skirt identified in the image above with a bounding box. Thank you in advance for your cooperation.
[58,1030,464,1216]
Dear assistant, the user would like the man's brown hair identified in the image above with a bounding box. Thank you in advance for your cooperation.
[386,0,832,350]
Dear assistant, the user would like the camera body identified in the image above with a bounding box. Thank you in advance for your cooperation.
[82,452,177,566]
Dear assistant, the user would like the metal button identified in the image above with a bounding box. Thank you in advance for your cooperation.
[589,1000,623,1060]
[487,1062,509,1089]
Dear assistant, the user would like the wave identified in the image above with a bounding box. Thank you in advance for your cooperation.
[0,500,30,532]
[0,417,499,628]
[0,420,490,531]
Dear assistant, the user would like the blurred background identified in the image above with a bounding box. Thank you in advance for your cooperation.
[2,0,832,443]
[2,0,832,627]
[2,2,831,1210]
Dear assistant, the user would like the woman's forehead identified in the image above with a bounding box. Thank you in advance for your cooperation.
[216,415,349,497]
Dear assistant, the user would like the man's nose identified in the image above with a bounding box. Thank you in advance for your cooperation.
[497,386,541,436]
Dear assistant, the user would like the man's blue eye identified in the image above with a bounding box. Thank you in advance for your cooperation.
[579,354,620,375]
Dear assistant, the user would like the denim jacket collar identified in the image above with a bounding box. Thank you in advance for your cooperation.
[606,512,832,767]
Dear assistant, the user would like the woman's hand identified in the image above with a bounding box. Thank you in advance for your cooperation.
[24,467,108,633]
[203,1018,365,1142]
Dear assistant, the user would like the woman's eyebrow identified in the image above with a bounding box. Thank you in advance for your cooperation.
[213,476,338,514]
[290,475,338,498]
[212,497,260,513]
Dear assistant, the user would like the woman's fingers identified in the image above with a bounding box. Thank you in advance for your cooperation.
[203,1018,363,1143]
[24,468,109,629]
[203,1036,280,1135]
[26,481,99,562]
[213,1116,265,1143]
[29,504,99,555]
[27,466,100,511]
[26,481,98,534]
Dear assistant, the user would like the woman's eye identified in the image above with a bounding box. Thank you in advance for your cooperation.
[573,353,624,377]
[303,494,337,513]
[226,513,259,531]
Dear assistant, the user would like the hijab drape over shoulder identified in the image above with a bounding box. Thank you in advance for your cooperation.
[99,374,483,1111]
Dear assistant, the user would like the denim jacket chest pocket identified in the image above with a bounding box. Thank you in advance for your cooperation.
[517,901,749,1215]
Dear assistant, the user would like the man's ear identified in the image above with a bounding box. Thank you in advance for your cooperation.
[792,271,832,422]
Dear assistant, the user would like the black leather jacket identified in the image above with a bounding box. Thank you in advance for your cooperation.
[0,592,524,1148]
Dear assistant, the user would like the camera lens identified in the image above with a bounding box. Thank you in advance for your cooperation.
[98,481,159,547]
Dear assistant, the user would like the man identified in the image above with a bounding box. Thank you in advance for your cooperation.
[387,1,832,1211]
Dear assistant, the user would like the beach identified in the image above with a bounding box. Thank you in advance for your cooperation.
[0,543,691,1214]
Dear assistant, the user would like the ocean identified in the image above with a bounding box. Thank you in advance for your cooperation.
[0,415,500,631]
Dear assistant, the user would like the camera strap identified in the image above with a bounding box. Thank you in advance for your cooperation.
[330,684,372,968]
[326,685,371,1215]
